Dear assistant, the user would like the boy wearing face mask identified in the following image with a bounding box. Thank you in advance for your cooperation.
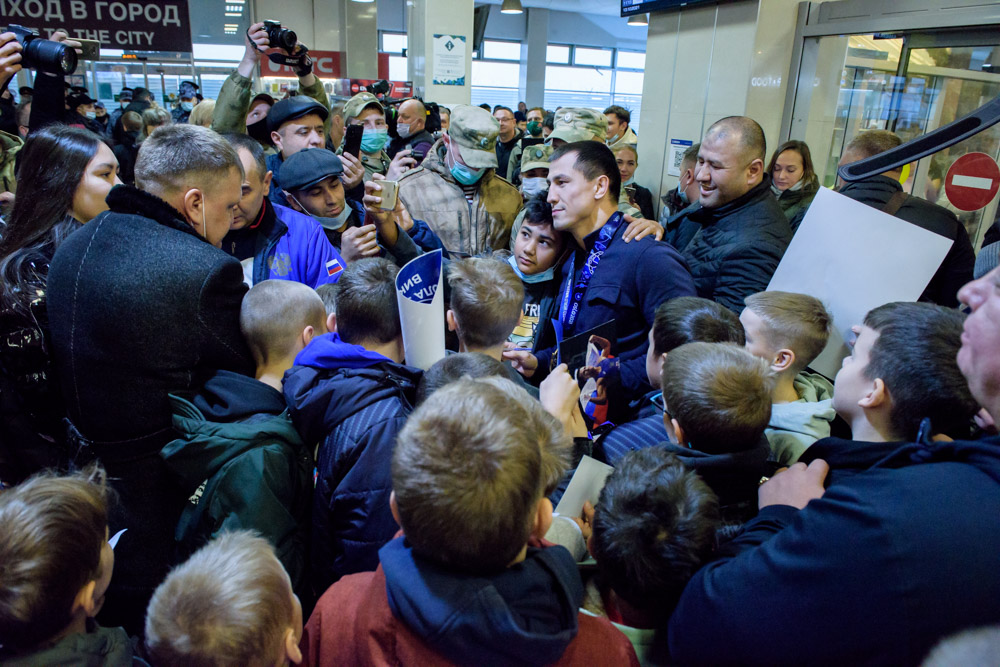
[396,104,523,255]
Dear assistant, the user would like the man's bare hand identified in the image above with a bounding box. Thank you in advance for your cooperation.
[503,344,539,378]
[386,149,417,181]
[759,459,829,510]
[539,364,581,435]
[0,33,22,82]
[622,214,664,243]
[339,151,365,191]
[340,224,380,263]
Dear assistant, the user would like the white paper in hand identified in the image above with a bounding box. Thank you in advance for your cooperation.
[554,455,614,518]
[396,250,446,370]
[767,187,953,378]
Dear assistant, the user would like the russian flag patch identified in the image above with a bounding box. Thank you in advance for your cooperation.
[326,258,344,277]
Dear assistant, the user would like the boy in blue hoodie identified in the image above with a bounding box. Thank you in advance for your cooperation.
[160,279,323,599]
[283,257,422,599]
[301,376,639,666]
[740,291,836,464]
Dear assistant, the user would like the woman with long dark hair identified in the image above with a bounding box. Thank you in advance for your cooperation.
[0,124,121,484]
[767,139,820,225]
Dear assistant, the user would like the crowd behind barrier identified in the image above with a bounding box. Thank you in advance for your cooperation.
[2,21,1000,667]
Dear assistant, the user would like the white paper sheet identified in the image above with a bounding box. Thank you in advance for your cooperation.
[396,250,446,370]
[554,455,614,518]
[767,187,954,378]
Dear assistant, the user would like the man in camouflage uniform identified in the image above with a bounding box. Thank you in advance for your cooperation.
[341,92,392,181]
[397,105,522,255]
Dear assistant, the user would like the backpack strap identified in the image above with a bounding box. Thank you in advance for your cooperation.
[881,190,909,216]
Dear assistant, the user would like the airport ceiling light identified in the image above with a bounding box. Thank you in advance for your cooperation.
[627,13,649,26]
[501,0,524,14]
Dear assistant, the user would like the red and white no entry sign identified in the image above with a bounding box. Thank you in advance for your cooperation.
[945,152,1000,212]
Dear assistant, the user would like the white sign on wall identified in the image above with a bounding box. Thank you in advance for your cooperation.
[433,34,467,86]
[667,138,693,177]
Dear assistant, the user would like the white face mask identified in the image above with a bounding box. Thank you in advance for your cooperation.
[521,177,548,198]
[292,195,352,231]
[396,122,412,139]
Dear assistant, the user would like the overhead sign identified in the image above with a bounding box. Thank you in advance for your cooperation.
[0,0,193,52]
[945,152,1000,212]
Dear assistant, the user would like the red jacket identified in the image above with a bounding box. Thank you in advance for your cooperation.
[301,564,640,667]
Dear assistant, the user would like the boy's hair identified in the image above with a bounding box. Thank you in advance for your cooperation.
[335,258,401,346]
[523,193,554,227]
[0,467,109,654]
[744,291,831,371]
[662,342,774,453]
[122,110,143,132]
[448,257,524,350]
[416,352,508,405]
[591,449,719,616]
[224,132,267,181]
[392,377,570,573]
[603,105,630,124]
[863,302,977,440]
[551,141,621,201]
[240,280,326,365]
[315,282,337,316]
[653,297,746,356]
[145,531,295,667]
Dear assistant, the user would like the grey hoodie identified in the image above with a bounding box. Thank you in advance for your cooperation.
[765,371,836,464]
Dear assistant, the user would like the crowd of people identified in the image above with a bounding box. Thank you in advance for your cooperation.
[1,20,1000,667]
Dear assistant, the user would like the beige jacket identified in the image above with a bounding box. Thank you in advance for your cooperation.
[608,126,639,152]
[398,139,523,255]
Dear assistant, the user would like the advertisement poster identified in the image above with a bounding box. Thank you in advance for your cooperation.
[433,34,466,86]
[395,250,446,370]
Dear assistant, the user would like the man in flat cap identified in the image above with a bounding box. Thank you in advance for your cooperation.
[396,104,522,255]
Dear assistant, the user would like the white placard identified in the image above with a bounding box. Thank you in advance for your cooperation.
[433,34,467,86]
[554,455,614,519]
[396,250,446,370]
[667,138,693,177]
[767,187,954,378]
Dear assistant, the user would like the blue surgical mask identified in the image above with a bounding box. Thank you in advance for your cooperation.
[361,128,389,154]
[396,122,412,139]
[507,254,556,284]
[180,101,194,112]
[521,177,547,198]
[84,111,97,120]
[677,182,689,205]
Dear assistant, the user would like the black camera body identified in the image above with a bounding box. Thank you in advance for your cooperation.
[365,79,391,97]
[7,24,77,75]
[262,20,297,52]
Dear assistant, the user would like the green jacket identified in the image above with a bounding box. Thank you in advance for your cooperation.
[161,378,313,595]
[211,70,331,153]
[775,180,818,223]
[2,620,139,667]
[0,129,23,193]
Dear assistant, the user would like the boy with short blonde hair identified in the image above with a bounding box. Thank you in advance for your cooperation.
[302,377,639,666]
[145,531,303,667]
[741,290,836,463]
[0,468,129,665]
[448,256,525,359]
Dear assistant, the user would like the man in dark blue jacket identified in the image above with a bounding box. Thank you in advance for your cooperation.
[283,257,421,599]
[674,117,792,313]
[667,267,1000,665]
[504,141,696,420]
[222,134,347,287]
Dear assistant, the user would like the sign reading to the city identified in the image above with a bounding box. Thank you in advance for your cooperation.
[0,0,193,52]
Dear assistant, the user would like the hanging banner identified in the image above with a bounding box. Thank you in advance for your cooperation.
[432,34,466,86]
[0,0,193,52]
[395,250,446,370]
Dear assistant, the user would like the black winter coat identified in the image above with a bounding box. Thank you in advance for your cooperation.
[680,178,792,313]
[46,185,252,631]
[836,175,975,307]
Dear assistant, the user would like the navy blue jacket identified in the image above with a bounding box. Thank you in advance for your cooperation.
[679,178,792,313]
[283,333,421,598]
[534,215,696,411]
[669,435,1000,666]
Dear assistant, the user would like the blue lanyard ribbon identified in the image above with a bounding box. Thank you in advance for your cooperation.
[559,212,625,329]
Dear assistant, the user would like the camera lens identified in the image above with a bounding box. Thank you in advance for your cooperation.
[24,37,77,75]
[278,27,297,51]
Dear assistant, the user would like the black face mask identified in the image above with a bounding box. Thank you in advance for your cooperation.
[247,118,272,145]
